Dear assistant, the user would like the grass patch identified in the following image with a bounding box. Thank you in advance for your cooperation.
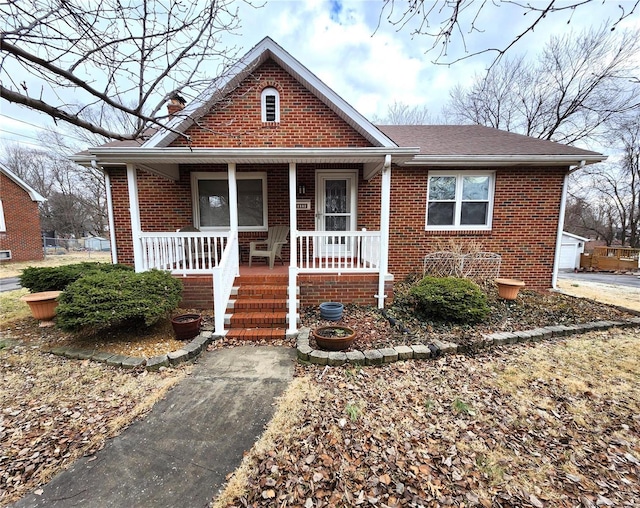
[0,288,30,324]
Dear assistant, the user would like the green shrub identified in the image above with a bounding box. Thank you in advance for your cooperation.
[56,269,183,332]
[20,262,133,293]
[409,276,490,323]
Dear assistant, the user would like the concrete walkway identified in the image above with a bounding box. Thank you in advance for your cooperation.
[12,346,296,508]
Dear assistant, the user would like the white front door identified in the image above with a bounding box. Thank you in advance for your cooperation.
[316,170,358,256]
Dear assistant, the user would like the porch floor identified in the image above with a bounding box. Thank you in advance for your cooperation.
[237,263,288,277]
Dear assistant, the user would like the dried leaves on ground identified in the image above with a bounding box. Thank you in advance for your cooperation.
[0,342,187,506]
[216,329,640,508]
[302,286,635,352]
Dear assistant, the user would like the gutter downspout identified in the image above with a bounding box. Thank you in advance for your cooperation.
[552,160,585,289]
[376,155,392,308]
[95,160,118,264]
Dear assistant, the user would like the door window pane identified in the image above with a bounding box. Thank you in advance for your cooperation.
[325,180,347,214]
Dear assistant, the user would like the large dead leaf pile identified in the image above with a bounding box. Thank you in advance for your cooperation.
[217,329,639,507]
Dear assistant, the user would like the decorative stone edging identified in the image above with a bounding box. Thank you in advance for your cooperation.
[296,318,640,366]
[47,328,217,371]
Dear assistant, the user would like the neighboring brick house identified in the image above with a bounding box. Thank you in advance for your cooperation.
[73,37,604,336]
[0,162,45,262]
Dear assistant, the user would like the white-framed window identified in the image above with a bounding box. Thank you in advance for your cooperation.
[261,87,280,122]
[192,172,268,231]
[0,200,5,232]
[425,171,495,230]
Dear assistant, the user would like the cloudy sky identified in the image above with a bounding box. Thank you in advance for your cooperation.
[1,0,638,151]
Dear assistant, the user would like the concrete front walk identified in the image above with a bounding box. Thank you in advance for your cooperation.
[12,346,296,508]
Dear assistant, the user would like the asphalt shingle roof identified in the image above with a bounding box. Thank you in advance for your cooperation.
[376,124,602,157]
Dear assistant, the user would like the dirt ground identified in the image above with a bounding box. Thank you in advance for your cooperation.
[557,278,640,312]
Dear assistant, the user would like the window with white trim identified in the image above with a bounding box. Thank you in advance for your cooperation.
[0,200,5,232]
[261,87,280,122]
[425,171,495,230]
[192,172,268,231]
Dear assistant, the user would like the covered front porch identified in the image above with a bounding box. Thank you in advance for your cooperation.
[87,148,417,336]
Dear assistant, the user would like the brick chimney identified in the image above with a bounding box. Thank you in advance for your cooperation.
[167,94,186,117]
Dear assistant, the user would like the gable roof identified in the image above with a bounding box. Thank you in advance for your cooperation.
[144,37,397,149]
[378,125,605,166]
[0,162,46,202]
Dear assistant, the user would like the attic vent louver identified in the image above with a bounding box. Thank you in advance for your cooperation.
[261,87,280,123]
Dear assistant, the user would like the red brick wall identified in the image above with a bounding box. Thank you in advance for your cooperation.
[299,274,393,307]
[177,273,393,309]
[388,166,567,289]
[0,173,44,262]
[170,59,372,149]
[109,164,566,292]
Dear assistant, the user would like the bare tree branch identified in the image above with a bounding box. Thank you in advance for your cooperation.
[0,0,253,141]
[378,0,639,65]
[445,25,640,145]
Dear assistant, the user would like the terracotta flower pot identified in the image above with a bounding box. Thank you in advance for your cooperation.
[495,278,526,300]
[20,291,62,327]
[312,325,356,351]
[171,313,202,340]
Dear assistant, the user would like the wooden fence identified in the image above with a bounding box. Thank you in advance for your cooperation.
[580,246,640,271]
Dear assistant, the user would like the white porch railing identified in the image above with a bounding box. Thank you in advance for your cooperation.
[296,230,381,272]
[139,232,229,274]
[212,231,239,336]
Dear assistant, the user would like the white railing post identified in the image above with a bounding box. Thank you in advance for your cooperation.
[213,231,238,336]
[287,162,298,335]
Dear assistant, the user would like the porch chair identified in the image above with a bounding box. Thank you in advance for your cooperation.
[249,225,289,269]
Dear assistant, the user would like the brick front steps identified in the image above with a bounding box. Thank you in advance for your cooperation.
[296,318,640,366]
[225,273,295,340]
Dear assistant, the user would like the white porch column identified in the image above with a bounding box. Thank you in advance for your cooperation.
[228,163,239,232]
[377,155,392,308]
[287,162,298,335]
[126,164,143,272]
[227,163,240,276]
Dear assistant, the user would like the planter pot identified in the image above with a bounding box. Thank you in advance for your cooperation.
[495,278,526,300]
[319,302,344,321]
[171,313,202,340]
[312,325,356,351]
[20,291,62,327]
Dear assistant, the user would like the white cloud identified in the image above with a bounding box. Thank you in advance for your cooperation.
[2,0,637,150]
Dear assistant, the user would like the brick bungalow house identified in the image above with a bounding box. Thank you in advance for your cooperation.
[0,162,46,263]
[73,37,605,338]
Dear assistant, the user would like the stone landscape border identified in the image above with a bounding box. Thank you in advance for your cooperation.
[44,318,640,371]
[48,329,216,371]
[296,318,640,366]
